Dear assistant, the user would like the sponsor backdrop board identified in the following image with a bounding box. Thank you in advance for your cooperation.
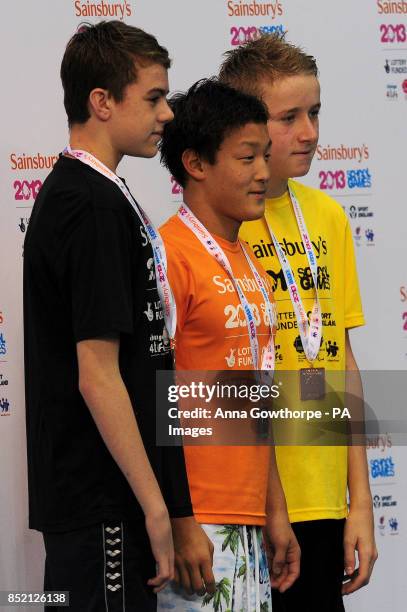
[0,1,406,610]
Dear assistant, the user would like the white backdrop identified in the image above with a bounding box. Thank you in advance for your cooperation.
[0,1,406,610]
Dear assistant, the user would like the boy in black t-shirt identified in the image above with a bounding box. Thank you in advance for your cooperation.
[23,21,195,611]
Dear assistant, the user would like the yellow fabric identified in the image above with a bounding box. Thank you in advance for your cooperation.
[239,179,365,522]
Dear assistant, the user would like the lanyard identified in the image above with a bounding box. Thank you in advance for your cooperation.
[64,146,177,345]
[264,183,322,362]
[178,203,276,372]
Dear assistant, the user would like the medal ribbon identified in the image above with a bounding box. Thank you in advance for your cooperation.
[263,183,322,362]
[64,146,177,344]
[178,203,276,372]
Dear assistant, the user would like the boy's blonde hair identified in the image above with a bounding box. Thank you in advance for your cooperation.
[219,33,318,97]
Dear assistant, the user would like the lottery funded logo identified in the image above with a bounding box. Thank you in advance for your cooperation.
[384,58,407,74]
[74,0,132,19]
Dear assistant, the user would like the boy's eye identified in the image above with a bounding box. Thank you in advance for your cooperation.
[148,96,160,105]
[241,155,254,161]
[310,108,320,118]
[282,114,295,123]
[264,153,271,161]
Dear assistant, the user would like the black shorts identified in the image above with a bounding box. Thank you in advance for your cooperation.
[43,520,156,612]
[272,518,346,612]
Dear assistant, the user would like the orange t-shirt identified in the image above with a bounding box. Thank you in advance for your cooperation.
[160,214,275,526]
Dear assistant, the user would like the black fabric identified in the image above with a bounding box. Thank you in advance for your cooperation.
[272,519,346,612]
[43,520,156,612]
[24,155,192,532]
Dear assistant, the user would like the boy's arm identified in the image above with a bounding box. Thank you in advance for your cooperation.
[343,330,378,595]
[77,336,173,593]
[264,448,301,592]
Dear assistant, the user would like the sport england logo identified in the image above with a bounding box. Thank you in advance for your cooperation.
[0,374,8,387]
[346,205,374,220]
[373,494,397,509]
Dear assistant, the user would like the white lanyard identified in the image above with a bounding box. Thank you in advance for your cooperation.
[64,146,177,344]
[264,184,322,362]
[178,203,276,372]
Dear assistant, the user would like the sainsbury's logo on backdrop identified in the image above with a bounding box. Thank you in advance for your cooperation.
[74,0,132,19]
[316,144,369,164]
[227,0,283,18]
[377,1,407,14]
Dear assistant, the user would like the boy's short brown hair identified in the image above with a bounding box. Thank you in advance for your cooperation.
[61,20,171,127]
[219,33,318,97]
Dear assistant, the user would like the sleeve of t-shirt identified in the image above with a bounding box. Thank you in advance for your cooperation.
[344,217,365,329]
[67,204,134,341]
[162,446,193,518]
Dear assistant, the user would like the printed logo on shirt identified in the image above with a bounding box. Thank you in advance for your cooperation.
[149,326,170,357]
[0,397,10,416]
[224,345,257,368]
[73,0,132,20]
[139,225,149,247]
[143,300,164,323]
[250,236,328,261]
[147,258,156,281]
[268,265,331,294]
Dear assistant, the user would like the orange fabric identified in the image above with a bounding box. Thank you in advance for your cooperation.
[160,214,275,525]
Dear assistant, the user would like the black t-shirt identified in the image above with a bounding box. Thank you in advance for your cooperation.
[24,155,192,532]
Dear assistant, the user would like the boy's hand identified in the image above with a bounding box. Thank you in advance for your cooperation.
[342,506,378,595]
[145,507,175,593]
[264,510,301,593]
[171,517,215,595]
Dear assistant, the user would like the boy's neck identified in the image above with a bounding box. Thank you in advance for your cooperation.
[266,177,289,199]
[69,124,122,173]
[183,194,241,243]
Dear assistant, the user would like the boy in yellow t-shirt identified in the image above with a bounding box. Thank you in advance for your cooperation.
[219,35,377,611]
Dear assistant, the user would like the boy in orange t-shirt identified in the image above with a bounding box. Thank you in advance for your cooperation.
[157,79,300,611]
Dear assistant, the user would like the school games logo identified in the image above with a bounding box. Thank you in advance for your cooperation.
[319,169,372,191]
[74,0,132,19]
[380,23,407,44]
[227,0,283,18]
[0,333,7,357]
[230,23,285,45]
[370,456,396,479]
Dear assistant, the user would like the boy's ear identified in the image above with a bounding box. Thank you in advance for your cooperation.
[88,88,113,121]
[182,149,206,182]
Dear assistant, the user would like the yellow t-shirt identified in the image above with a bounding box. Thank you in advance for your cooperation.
[239,179,365,522]
[160,214,275,526]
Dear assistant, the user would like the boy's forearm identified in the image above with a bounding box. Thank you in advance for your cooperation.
[78,338,167,517]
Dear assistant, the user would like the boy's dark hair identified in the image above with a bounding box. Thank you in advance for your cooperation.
[61,21,171,127]
[159,78,269,188]
[219,32,318,97]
